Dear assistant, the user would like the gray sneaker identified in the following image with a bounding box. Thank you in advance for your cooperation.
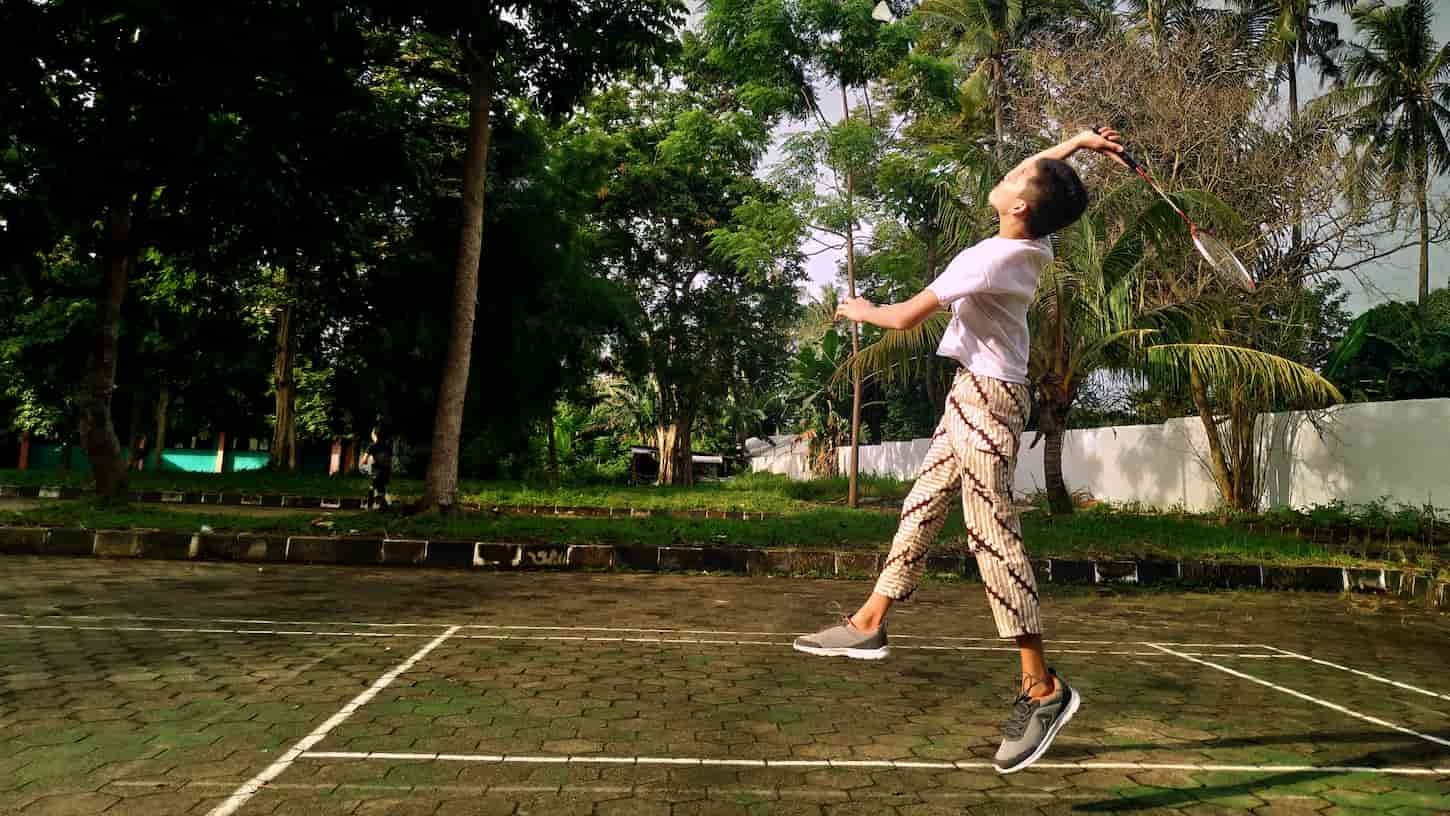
[993,668,1080,774]
[792,618,889,660]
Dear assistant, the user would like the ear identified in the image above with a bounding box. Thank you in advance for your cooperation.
[1008,198,1030,218]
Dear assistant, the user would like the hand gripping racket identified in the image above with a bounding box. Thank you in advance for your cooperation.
[1094,127,1255,292]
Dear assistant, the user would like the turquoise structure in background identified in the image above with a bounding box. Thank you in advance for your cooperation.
[27,443,271,473]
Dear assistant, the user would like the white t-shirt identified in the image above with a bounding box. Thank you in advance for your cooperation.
[926,236,1052,385]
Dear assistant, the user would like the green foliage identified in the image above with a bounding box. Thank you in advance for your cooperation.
[790,321,855,473]
[569,72,802,479]
[1311,0,1450,302]
[1324,291,1450,400]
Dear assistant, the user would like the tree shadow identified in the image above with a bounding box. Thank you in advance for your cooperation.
[1067,728,1450,811]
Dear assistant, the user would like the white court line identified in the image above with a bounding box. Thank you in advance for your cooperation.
[204,625,459,816]
[105,780,1115,801]
[297,751,1450,776]
[0,622,1289,658]
[0,613,1267,646]
[1144,642,1450,750]
[0,623,412,638]
[1262,645,1450,704]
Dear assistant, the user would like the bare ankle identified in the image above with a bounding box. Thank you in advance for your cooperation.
[1022,672,1056,700]
[849,614,881,632]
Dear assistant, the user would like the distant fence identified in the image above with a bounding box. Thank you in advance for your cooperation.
[832,398,1450,512]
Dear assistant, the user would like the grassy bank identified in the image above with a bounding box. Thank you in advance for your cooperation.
[0,470,914,514]
[0,498,1407,568]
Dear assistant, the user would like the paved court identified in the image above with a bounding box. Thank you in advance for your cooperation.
[0,557,1447,814]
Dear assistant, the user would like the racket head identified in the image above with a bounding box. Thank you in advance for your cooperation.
[1191,229,1255,292]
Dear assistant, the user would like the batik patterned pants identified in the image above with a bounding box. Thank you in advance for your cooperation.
[873,369,1040,638]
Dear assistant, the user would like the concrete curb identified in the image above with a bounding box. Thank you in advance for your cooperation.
[0,525,1445,608]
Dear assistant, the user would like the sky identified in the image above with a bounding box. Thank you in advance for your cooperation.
[759,3,1450,315]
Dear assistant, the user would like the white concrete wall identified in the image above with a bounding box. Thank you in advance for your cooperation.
[834,398,1450,511]
[750,437,812,480]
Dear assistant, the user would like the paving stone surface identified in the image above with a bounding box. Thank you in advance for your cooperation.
[0,556,1446,814]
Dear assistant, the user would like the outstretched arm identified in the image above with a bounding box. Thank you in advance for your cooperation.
[1007,127,1127,178]
[835,289,942,331]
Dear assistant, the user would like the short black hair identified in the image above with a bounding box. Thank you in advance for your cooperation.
[1023,158,1088,238]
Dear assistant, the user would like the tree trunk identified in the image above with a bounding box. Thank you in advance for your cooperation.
[1188,363,1236,511]
[1229,389,1257,512]
[1286,60,1304,286]
[1417,161,1430,306]
[1040,399,1073,515]
[923,233,943,416]
[127,391,144,471]
[422,49,494,511]
[151,386,170,473]
[842,85,861,508]
[270,276,298,472]
[77,193,133,499]
[656,418,693,487]
[925,359,943,417]
[991,57,1004,158]
[546,409,559,487]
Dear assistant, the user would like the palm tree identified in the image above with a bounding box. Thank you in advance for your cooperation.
[1232,0,1351,266]
[1237,0,1351,125]
[1125,0,1245,48]
[914,0,1072,154]
[1315,0,1450,305]
[1027,205,1162,514]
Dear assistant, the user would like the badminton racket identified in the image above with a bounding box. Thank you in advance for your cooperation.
[1093,126,1255,292]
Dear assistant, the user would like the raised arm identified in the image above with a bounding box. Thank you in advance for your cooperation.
[1006,127,1127,179]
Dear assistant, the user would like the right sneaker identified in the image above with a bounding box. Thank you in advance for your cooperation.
[993,668,1080,774]
[792,618,889,660]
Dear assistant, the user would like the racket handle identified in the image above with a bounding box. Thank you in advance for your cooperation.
[1091,126,1140,171]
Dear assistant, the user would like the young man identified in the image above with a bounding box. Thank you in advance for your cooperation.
[793,128,1125,774]
[363,428,393,511]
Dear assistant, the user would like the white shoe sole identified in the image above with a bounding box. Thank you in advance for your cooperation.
[994,687,1081,774]
[791,642,890,660]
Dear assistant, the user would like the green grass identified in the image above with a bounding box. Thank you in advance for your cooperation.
[0,498,1397,567]
[0,470,915,514]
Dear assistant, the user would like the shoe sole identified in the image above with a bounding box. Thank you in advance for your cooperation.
[993,687,1081,775]
[791,643,890,660]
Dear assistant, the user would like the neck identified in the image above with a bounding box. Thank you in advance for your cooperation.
[996,215,1033,240]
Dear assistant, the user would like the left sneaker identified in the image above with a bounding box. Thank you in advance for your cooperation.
[993,668,1080,774]
[791,618,889,660]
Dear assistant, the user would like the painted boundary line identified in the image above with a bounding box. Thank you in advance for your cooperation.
[0,613,1270,644]
[296,751,1450,777]
[0,622,1291,659]
[204,625,460,816]
[1261,644,1450,704]
[0,614,1275,647]
[1144,642,1450,750]
[105,779,1123,802]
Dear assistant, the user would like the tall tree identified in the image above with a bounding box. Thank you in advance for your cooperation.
[703,0,908,505]
[1233,0,1351,273]
[1316,0,1450,305]
[1,0,399,496]
[372,1,683,510]
[571,77,802,486]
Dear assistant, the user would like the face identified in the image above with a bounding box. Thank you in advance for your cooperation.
[990,161,1037,219]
